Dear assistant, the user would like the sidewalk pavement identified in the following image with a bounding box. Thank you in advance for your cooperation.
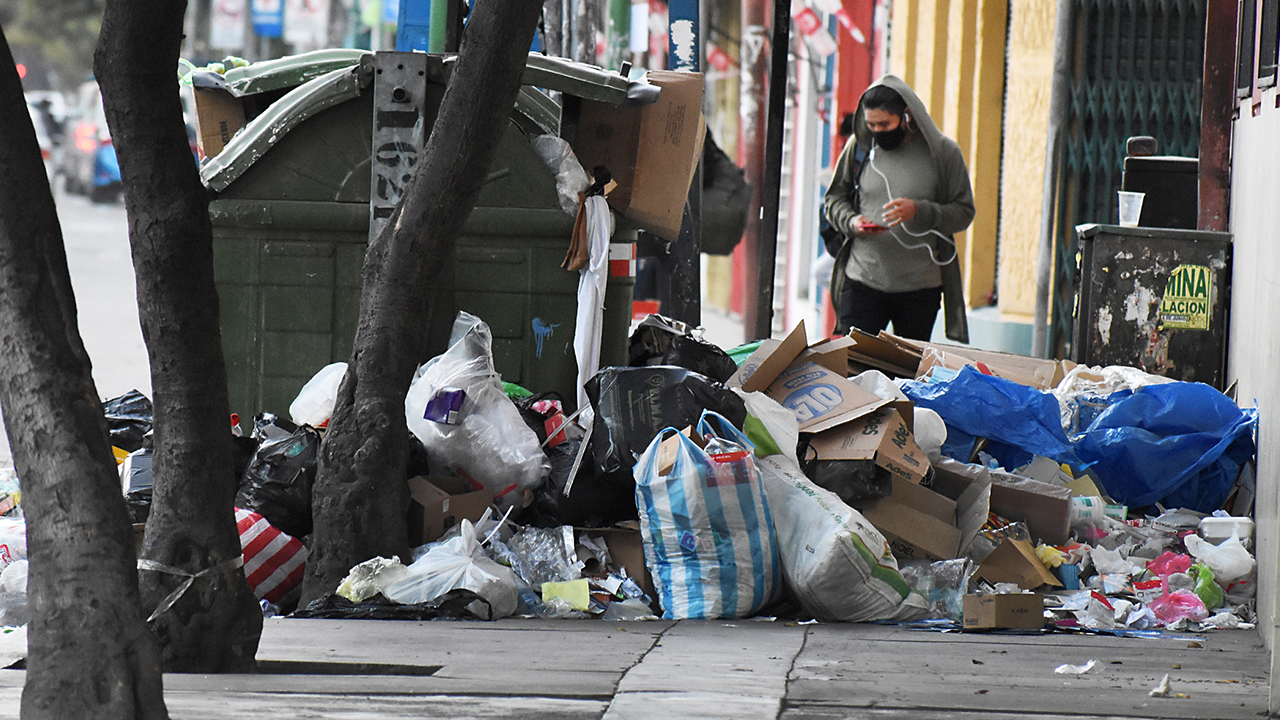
[0,617,1267,719]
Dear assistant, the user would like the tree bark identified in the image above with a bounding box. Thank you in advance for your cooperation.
[0,28,169,720]
[301,0,544,603]
[95,0,262,672]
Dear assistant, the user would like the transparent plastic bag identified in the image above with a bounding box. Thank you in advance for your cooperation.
[530,135,590,217]
[506,526,582,591]
[405,312,550,500]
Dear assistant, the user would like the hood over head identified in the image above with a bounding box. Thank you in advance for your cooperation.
[851,75,946,158]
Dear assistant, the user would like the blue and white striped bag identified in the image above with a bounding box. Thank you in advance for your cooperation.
[634,410,781,619]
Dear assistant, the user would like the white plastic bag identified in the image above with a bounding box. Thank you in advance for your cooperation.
[1184,530,1256,584]
[405,312,550,500]
[289,362,347,427]
[382,520,519,619]
[739,390,927,622]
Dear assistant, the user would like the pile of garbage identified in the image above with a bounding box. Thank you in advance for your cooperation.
[0,311,1258,634]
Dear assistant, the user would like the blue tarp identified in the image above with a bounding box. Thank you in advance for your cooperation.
[901,367,1256,513]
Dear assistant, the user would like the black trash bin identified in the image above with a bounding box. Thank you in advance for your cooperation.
[1072,223,1232,389]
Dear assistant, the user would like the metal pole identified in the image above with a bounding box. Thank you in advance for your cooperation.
[753,0,791,341]
[1033,0,1072,358]
[662,0,702,326]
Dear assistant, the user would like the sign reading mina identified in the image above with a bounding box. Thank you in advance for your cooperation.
[1159,264,1212,330]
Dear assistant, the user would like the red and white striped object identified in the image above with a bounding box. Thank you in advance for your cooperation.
[235,508,307,605]
[609,242,637,278]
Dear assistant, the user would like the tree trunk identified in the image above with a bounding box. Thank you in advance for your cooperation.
[301,0,544,603]
[0,28,169,720]
[96,0,262,672]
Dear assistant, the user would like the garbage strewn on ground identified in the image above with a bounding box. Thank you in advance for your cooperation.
[0,311,1258,634]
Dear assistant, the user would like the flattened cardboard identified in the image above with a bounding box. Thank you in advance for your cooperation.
[808,408,929,485]
[858,476,959,562]
[767,361,889,433]
[193,87,246,159]
[976,537,1062,589]
[572,71,705,241]
[846,328,923,378]
[915,343,1075,390]
[799,336,856,376]
[407,475,492,546]
[963,593,1045,630]
[729,321,808,392]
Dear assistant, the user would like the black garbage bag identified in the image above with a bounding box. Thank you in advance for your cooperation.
[628,315,737,383]
[798,437,893,507]
[121,448,153,524]
[103,390,153,453]
[293,588,493,621]
[585,366,747,480]
[235,413,320,539]
[525,437,638,527]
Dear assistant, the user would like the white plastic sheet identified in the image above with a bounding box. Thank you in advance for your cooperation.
[572,195,613,415]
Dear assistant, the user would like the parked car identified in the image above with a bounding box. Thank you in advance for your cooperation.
[60,81,121,203]
[25,103,56,183]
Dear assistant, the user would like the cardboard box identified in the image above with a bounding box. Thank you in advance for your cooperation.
[808,408,929,485]
[963,593,1045,630]
[572,71,705,240]
[193,86,246,159]
[988,471,1073,545]
[928,459,993,557]
[858,476,959,561]
[577,526,656,603]
[407,475,492,546]
[976,537,1062,589]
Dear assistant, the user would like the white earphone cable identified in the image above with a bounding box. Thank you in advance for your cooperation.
[865,145,956,267]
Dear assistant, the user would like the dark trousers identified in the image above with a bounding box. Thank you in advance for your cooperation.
[835,278,942,340]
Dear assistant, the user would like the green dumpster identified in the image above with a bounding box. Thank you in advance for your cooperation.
[200,52,642,421]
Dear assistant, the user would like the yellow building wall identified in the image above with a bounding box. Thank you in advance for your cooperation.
[889,0,1006,310]
[995,0,1055,319]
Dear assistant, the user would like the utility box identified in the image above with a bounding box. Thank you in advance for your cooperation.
[1073,224,1232,389]
[200,52,667,421]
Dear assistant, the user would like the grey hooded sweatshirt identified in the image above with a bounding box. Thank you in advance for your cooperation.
[824,75,974,343]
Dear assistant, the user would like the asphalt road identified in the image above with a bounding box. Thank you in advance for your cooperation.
[0,190,150,461]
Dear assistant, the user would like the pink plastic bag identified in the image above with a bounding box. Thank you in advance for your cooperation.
[1150,577,1208,625]
[1147,551,1192,577]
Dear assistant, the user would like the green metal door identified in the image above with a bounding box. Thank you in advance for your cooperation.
[1048,0,1206,357]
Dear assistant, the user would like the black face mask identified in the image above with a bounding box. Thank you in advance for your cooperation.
[873,122,907,151]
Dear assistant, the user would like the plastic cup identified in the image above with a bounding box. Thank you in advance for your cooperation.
[1117,191,1145,227]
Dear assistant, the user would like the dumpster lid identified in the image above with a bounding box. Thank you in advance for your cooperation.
[1075,223,1232,243]
[220,48,371,96]
[201,63,369,192]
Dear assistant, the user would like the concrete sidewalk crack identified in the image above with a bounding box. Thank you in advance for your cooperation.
[776,626,811,719]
